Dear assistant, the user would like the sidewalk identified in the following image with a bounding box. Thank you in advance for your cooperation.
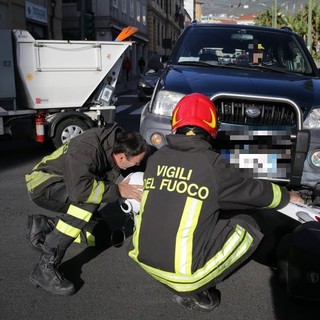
[115,75,139,95]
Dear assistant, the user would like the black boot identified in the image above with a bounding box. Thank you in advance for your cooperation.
[29,248,75,296]
[173,287,220,312]
[26,214,56,251]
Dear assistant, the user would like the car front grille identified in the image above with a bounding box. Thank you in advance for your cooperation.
[212,97,297,183]
[216,99,296,126]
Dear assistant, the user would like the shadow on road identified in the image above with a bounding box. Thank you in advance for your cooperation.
[270,272,318,320]
[221,208,318,319]
[245,209,318,320]
[0,137,54,172]
[59,202,134,292]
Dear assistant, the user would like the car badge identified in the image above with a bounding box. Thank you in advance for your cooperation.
[245,106,261,118]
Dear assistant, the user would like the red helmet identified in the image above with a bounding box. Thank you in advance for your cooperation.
[171,93,219,138]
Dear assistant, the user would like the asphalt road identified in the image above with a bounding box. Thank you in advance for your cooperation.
[0,92,318,320]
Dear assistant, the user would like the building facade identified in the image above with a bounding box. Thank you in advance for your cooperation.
[62,0,149,76]
[146,0,184,57]
[0,0,188,76]
[0,0,62,39]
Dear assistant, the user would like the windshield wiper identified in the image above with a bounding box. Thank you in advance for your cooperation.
[250,65,297,74]
[176,61,219,67]
[176,60,302,75]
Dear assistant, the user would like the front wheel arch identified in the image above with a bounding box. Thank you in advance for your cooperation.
[51,117,91,149]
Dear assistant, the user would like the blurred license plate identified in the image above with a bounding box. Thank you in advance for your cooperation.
[232,153,277,174]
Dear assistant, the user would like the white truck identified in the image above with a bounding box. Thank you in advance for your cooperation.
[0,29,131,148]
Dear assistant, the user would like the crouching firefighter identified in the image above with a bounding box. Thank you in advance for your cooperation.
[25,123,147,296]
[128,93,303,312]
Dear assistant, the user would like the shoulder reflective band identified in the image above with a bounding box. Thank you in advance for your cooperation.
[86,180,105,204]
[266,183,282,208]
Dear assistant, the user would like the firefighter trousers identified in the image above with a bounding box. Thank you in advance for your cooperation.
[32,181,106,250]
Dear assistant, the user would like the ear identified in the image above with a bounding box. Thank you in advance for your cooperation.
[113,153,125,163]
[118,153,126,161]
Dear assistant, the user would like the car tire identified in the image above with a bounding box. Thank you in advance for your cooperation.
[52,118,90,149]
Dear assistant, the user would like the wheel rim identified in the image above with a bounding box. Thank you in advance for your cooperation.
[61,125,84,144]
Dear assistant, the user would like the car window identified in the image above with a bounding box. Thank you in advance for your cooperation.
[171,27,313,74]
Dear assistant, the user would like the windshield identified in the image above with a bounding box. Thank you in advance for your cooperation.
[171,26,313,75]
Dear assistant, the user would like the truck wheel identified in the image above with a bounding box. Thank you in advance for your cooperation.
[52,118,90,149]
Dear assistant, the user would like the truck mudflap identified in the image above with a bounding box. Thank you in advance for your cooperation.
[13,30,132,110]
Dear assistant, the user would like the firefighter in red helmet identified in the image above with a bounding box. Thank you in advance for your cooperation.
[128,93,303,312]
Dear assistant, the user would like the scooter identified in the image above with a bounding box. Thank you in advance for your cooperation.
[276,201,320,300]
[278,201,320,223]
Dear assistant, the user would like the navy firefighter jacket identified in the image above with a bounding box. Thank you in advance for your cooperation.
[25,123,123,205]
[128,134,290,294]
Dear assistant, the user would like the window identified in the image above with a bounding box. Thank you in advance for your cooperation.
[129,0,134,17]
[122,0,126,13]
[137,1,140,22]
[142,5,146,25]
[172,27,313,74]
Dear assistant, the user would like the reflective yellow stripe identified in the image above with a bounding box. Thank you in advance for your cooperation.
[25,143,68,192]
[73,232,95,246]
[86,180,105,204]
[34,142,69,169]
[86,231,95,246]
[26,142,68,192]
[266,183,282,208]
[25,171,60,192]
[130,190,149,261]
[130,224,253,292]
[175,197,202,275]
[67,204,92,222]
[56,220,81,238]
[72,233,95,246]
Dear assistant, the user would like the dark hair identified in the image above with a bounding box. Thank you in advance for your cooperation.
[113,131,148,158]
[176,126,213,143]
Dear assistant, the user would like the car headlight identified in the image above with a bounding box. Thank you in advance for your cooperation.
[152,91,185,116]
[304,109,320,129]
[138,78,150,88]
[310,149,320,168]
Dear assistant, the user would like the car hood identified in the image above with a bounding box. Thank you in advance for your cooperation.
[141,71,163,85]
[162,65,320,112]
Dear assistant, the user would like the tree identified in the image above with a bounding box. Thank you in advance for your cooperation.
[254,9,273,27]
[255,3,320,60]
[254,8,287,28]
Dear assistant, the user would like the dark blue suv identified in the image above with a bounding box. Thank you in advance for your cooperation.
[140,22,320,204]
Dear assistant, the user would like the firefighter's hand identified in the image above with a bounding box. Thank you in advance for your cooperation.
[118,178,143,202]
[289,192,304,204]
